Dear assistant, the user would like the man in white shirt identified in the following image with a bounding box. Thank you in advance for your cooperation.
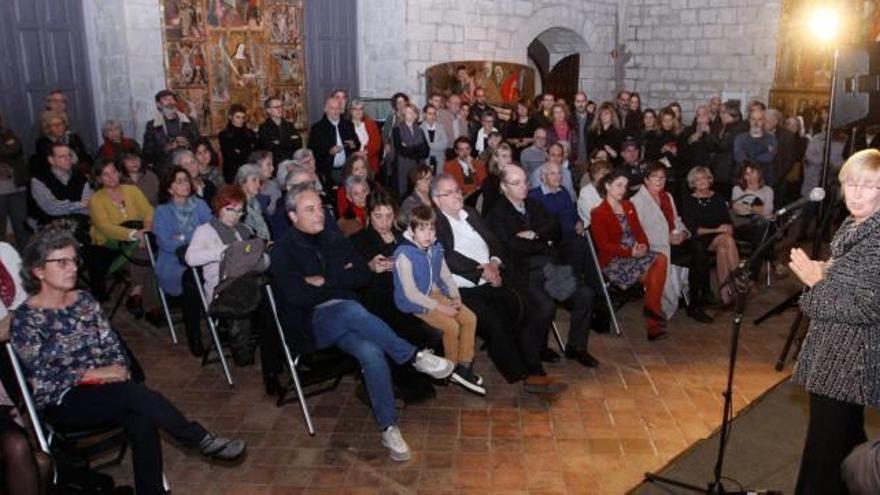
[431,174,564,394]
[472,111,498,155]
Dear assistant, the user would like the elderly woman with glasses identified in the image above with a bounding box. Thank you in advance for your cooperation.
[11,224,245,495]
[790,150,880,494]
[31,111,93,177]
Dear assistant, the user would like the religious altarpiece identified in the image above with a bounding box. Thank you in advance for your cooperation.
[160,0,307,137]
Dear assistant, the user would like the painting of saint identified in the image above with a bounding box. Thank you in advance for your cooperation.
[207,0,261,29]
[270,48,302,84]
[266,4,300,45]
[168,43,208,87]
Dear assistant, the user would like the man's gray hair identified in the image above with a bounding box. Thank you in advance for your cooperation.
[344,174,368,193]
[765,108,783,124]
[172,149,195,166]
[285,182,318,213]
[235,163,262,185]
[429,173,457,198]
[541,161,561,181]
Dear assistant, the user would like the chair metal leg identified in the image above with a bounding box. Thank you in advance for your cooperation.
[6,344,50,453]
[681,287,690,308]
[551,320,566,354]
[144,236,178,344]
[265,286,315,435]
[192,271,234,387]
[584,233,623,336]
[765,260,772,287]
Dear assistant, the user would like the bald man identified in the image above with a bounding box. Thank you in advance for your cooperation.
[308,96,360,187]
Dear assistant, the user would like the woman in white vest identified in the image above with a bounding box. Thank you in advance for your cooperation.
[631,162,714,323]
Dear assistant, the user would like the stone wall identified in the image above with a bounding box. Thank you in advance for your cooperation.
[83,0,166,142]
[357,0,620,105]
[621,0,782,117]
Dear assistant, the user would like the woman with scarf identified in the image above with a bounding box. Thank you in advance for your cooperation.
[152,166,212,356]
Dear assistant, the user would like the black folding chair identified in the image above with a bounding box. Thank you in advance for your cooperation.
[5,343,128,471]
[264,284,357,435]
[191,269,234,387]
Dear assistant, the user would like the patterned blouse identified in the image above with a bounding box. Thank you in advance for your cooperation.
[10,291,128,409]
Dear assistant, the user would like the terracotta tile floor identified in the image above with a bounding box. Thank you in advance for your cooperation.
[103,277,802,494]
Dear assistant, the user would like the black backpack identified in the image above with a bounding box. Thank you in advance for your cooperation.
[208,238,270,319]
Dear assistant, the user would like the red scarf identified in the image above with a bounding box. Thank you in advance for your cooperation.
[553,120,570,141]
[0,261,15,308]
[657,192,676,232]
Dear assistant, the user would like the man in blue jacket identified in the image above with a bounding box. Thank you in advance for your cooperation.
[269,184,453,462]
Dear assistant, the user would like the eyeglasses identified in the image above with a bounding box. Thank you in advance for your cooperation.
[843,182,880,192]
[268,105,283,109]
[648,175,667,181]
[435,188,462,197]
[45,257,81,269]
[172,178,191,185]
[223,206,244,215]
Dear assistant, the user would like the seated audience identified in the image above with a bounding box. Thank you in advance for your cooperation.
[731,161,778,280]
[477,131,503,165]
[349,100,383,175]
[143,90,199,177]
[393,206,482,395]
[119,153,159,205]
[11,224,244,495]
[88,158,155,318]
[478,143,514,215]
[632,162,713,323]
[587,102,623,160]
[252,150,282,215]
[185,186,258,365]
[398,164,432,228]
[174,149,217,206]
[528,142,575,199]
[350,192,441,350]
[218,103,257,184]
[97,119,141,162]
[337,175,370,237]
[487,165,598,367]
[680,166,740,305]
[152,167,212,356]
[31,111,93,177]
[431,174,563,392]
[591,170,669,340]
[269,184,454,461]
[444,137,487,198]
[577,160,612,228]
[235,165,272,242]
[336,154,382,217]
[193,138,226,190]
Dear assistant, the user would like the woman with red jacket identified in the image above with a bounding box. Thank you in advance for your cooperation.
[591,169,668,340]
[350,100,383,175]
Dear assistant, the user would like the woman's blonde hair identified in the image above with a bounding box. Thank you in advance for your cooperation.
[40,111,67,136]
[839,149,880,184]
[686,166,714,190]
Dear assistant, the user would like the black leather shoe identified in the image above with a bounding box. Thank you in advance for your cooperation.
[687,307,714,324]
[264,373,283,397]
[540,348,561,363]
[564,347,599,368]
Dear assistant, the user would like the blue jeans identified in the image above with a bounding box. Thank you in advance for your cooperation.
[312,300,417,429]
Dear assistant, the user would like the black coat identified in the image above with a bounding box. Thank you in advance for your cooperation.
[707,119,748,185]
[434,205,506,285]
[219,124,258,184]
[485,197,561,291]
[268,226,370,352]
[308,115,360,187]
[772,127,796,186]
[142,113,200,176]
[587,127,623,157]
[31,133,92,177]
[257,118,302,166]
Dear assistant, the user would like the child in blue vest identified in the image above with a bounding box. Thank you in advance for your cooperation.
[392,205,484,396]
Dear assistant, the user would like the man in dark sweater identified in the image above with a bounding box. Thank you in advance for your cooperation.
[486,165,598,368]
[257,96,303,166]
[268,184,453,462]
[142,90,200,177]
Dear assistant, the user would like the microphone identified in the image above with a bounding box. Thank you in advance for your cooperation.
[773,188,825,217]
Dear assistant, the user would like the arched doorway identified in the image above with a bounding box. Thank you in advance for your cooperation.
[527,27,591,102]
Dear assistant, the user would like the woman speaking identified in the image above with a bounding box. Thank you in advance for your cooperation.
[790,149,880,494]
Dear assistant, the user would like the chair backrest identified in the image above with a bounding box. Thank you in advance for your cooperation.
[5,343,50,453]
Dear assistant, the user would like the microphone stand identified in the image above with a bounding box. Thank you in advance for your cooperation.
[644,212,799,494]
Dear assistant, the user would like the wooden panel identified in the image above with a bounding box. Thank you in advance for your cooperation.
[304,0,358,122]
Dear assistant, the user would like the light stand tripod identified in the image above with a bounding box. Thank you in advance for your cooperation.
[644,213,799,494]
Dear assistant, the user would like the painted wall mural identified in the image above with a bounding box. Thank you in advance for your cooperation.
[161,0,307,136]
[426,61,536,119]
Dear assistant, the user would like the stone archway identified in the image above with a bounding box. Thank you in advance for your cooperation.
[528,27,592,102]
